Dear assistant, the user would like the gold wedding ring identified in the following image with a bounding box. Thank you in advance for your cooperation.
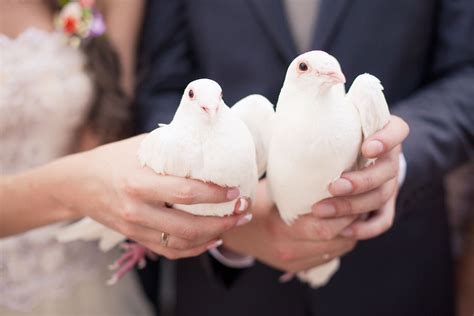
[161,232,170,247]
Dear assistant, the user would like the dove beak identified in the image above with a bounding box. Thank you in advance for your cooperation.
[325,71,346,84]
[200,105,218,118]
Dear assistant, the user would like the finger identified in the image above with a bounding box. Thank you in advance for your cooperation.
[126,224,219,250]
[125,173,241,205]
[340,195,396,240]
[361,115,409,158]
[288,214,357,241]
[328,150,399,196]
[140,239,217,260]
[125,204,251,243]
[314,178,397,218]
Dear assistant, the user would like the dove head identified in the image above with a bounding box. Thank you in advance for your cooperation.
[179,79,224,122]
[285,50,346,93]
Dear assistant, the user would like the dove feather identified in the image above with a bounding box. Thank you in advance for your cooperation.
[231,94,275,178]
[347,73,391,167]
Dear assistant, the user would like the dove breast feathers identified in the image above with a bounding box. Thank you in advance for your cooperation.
[267,90,362,224]
[267,72,390,225]
[138,105,258,217]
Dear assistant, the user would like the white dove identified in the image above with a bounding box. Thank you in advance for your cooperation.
[56,78,259,283]
[267,50,390,288]
[138,79,258,216]
[231,94,275,178]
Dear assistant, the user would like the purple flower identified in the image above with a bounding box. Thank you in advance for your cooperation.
[89,10,106,37]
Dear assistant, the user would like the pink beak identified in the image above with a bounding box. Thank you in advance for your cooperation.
[200,105,218,117]
[326,71,346,84]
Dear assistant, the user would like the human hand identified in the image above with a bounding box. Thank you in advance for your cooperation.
[57,135,252,260]
[312,115,409,239]
[222,181,356,272]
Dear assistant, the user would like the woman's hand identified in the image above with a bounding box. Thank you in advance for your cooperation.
[1,135,251,258]
[35,135,251,259]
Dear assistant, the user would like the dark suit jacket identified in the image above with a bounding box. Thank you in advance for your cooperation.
[136,1,474,315]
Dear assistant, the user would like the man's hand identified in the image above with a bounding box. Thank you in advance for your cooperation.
[312,115,409,239]
[222,181,356,273]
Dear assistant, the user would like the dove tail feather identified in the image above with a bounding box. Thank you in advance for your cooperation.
[297,258,340,288]
[55,217,100,242]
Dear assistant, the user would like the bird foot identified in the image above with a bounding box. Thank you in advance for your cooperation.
[107,242,157,285]
[279,272,295,283]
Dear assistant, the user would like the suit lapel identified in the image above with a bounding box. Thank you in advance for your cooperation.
[312,0,353,50]
[246,0,297,63]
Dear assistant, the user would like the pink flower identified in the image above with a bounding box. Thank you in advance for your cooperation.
[79,0,95,8]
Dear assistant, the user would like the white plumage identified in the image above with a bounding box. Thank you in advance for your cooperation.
[267,51,390,287]
[231,94,275,178]
[139,79,258,216]
[56,79,258,250]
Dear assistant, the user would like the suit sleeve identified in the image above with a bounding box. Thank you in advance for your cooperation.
[392,0,474,204]
[135,0,196,132]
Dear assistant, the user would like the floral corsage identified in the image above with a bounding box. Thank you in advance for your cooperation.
[55,0,106,47]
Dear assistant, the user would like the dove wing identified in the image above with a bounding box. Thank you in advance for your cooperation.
[346,74,391,168]
[231,95,275,177]
[138,124,199,178]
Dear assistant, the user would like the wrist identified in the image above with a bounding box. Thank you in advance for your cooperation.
[46,153,93,220]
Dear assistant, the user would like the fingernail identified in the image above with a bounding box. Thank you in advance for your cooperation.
[366,140,384,156]
[313,203,336,217]
[226,188,240,200]
[340,227,353,237]
[238,197,249,212]
[207,239,223,250]
[331,178,353,195]
[236,213,253,226]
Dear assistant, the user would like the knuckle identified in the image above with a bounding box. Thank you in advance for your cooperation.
[313,222,333,241]
[275,246,295,262]
[174,184,197,204]
[334,198,352,216]
[361,175,375,191]
[120,205,139,223]
[122,177,141,198]
[179,225,199,240]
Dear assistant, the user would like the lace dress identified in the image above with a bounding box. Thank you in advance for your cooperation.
[0,28,153,316]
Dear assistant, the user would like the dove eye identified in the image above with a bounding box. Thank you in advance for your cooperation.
[188,89,195,99]
[298,62,309,72]
[220,91,223,98]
